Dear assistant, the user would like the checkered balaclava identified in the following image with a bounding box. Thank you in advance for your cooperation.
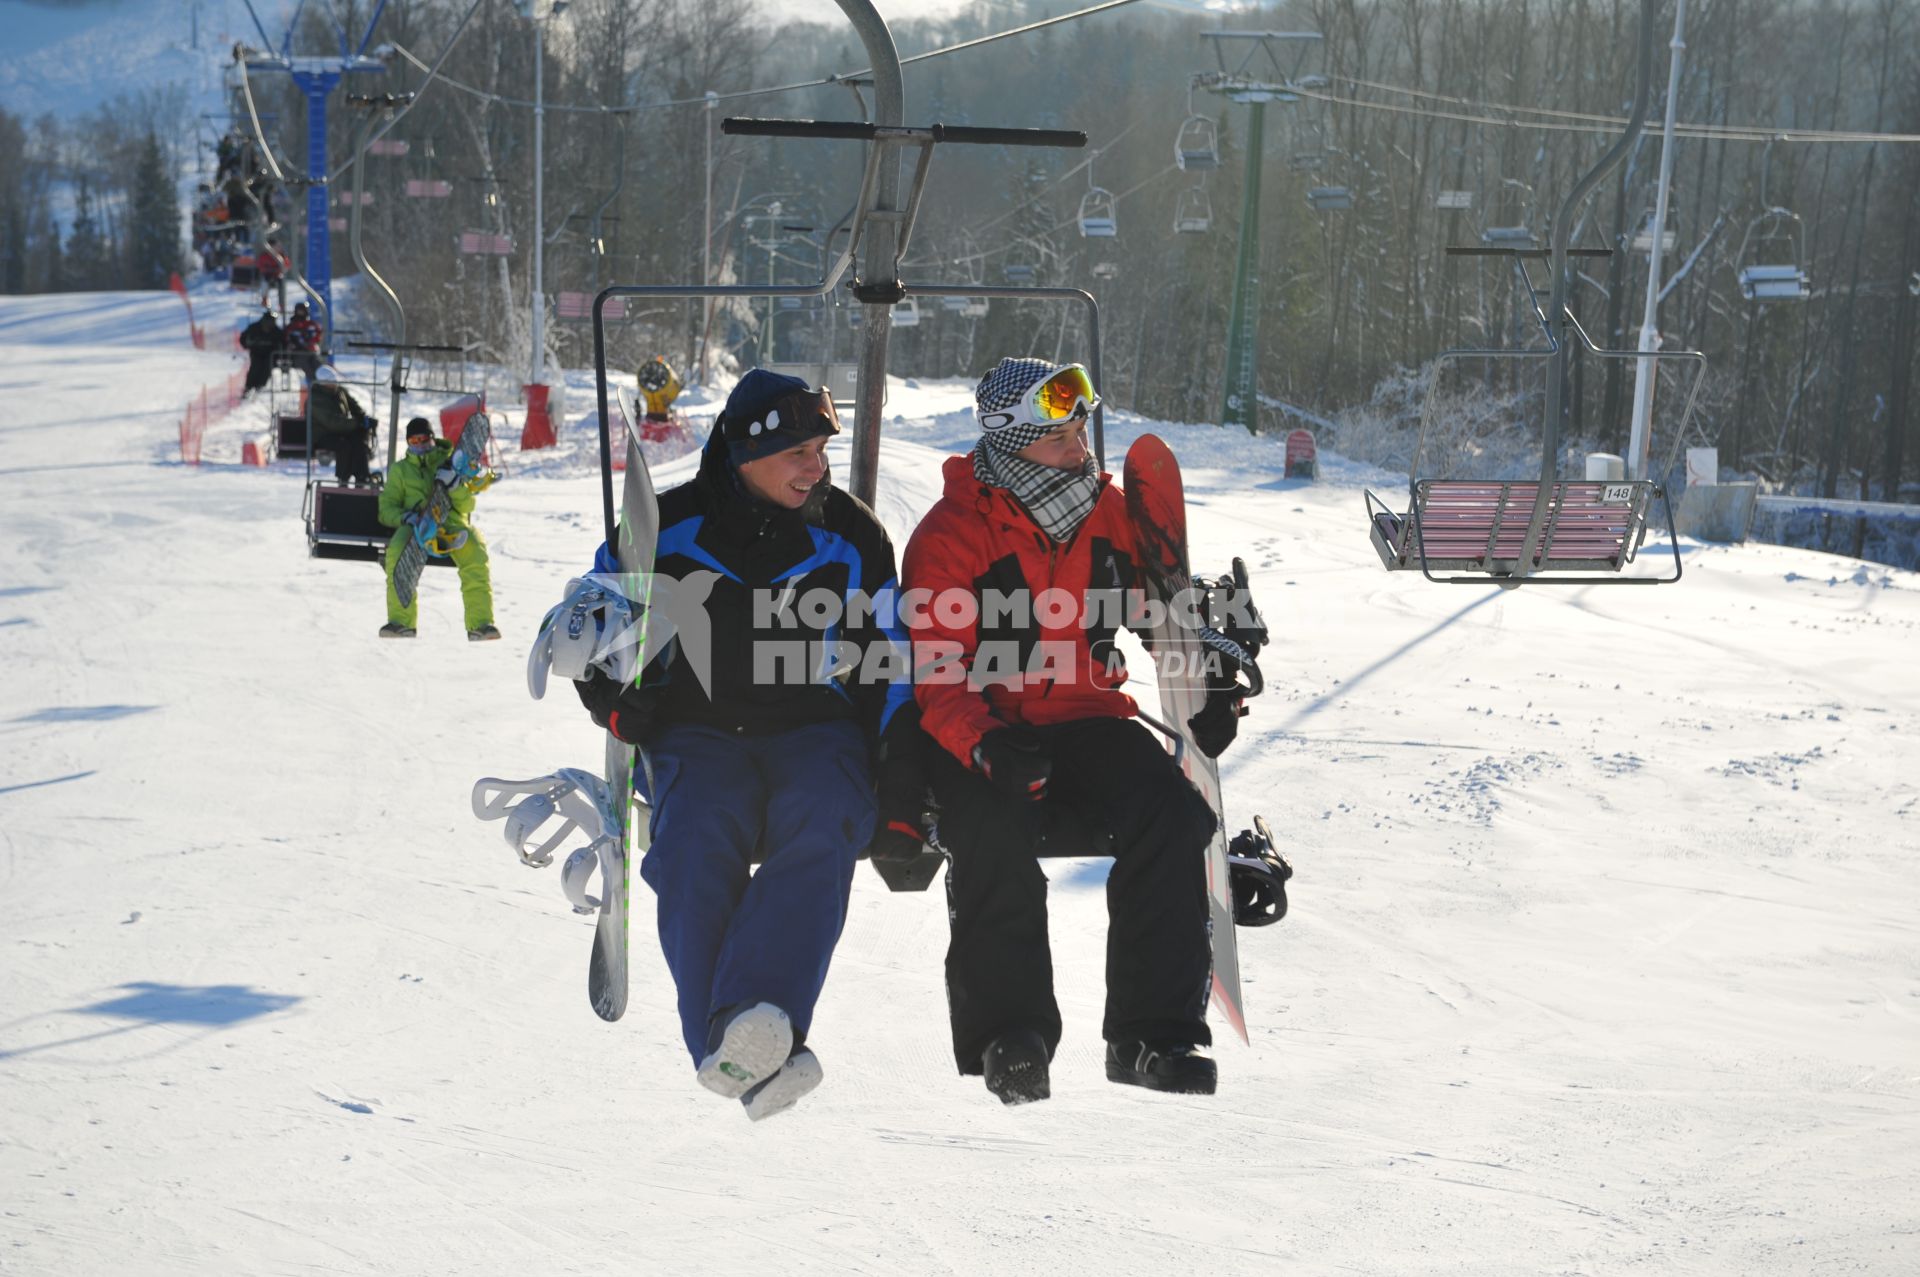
[972,357,1100,544]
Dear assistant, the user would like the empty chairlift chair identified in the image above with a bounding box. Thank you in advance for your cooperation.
[1735,208,1811,302]
[1175,114,1220,171]
[1078,186,1118,238]
[1307,185,1352,212]
[1174,185,1212,235]
[1630,204,1678,254]
[1367,222,1706,587]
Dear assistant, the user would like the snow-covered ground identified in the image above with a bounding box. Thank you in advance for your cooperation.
[2,286,1916,1276]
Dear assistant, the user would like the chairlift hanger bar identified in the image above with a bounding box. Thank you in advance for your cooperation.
[347,340,478,354]
[591,111,1102,548]
[721,118,1086,148]
[1447,247,1612,258]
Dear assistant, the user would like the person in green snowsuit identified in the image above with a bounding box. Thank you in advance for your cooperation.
[377,416,499,641]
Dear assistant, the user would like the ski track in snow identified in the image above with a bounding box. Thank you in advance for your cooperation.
[1,283,1917,1276]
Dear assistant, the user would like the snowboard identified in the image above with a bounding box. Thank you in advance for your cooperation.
[1122,432,1249,1044]
[393,413,492,608]
[589,409,659,1022]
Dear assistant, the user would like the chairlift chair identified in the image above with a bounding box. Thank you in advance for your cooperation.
[1078,187,1118,238]
[1369,0,1706,593]
[1092,261,1119,280]
[1174,185,1213,234]
[1630,205,1678,254]
[941,294,971,312]
[962,295,991,319]
[1735,208,1811,302]
[1307,186,1352,212]
[1436,190,1473,211]
[1175,115,1221,171]
[892,297,921,328]
[1481,225,1538,249]
[1289,120,1326,172]
[1365,259,1705,588]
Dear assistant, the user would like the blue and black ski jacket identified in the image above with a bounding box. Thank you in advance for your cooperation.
[594,422,914,750]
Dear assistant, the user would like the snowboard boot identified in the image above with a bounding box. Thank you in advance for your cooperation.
[739,1047,823,1123]
[1105,1041,1217,1095]
[467,624,502,642]
[378,622,417,638]
[696,1003,794,1100]
[981,1028,1051,1106]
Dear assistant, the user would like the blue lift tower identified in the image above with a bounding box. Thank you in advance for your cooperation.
[239,1,389,333]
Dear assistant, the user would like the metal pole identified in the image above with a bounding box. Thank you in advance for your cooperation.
[1221,99,1266,433]
[699,90,716,387]
[835,0,903,508]
[530,19,545,387]
[1627,0,1687,482]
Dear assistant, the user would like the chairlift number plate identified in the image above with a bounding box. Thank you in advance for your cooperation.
[1600,483,1636,504]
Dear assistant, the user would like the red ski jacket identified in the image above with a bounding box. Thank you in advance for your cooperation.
[902,453,1145,767]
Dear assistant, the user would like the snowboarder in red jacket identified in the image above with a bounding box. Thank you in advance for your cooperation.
[900,357,1234,1105]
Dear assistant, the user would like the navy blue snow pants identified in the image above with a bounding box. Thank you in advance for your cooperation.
[639,719,876,1064]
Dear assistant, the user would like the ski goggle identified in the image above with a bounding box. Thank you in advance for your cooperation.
[979,364,1100,434]
[740,387,839,441]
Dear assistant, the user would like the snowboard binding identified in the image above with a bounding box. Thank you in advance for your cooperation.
[472,770,635,916]
[525,576,645,700]
[1226,815,1292,927]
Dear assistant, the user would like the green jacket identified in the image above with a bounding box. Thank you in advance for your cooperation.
[378,439,478,531]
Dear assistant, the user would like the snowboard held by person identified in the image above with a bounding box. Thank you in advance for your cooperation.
[568,368,925,1121]
[900,356,1251,1106]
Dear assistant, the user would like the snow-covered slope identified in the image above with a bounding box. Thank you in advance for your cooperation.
[1,289,1915,1276]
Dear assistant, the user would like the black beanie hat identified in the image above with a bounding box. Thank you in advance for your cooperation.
[405,417,433,440]
[720,368,838,467]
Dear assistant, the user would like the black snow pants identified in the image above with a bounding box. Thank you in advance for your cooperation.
[928,714,1216,1074]
[244,348,273,393]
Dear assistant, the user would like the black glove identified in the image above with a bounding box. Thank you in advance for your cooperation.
[971,725,1052,801]
[869,722,932,864]
[1187,683,1245,759]
[573,667,655,745]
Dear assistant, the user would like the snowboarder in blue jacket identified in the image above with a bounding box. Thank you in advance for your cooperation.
[572,369,928,1120]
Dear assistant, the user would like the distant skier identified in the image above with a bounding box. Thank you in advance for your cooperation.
[899,357,1251,1105]
[257,238,287,312]
[282,302,322,378]
[568,368,926,1120]
[238,305,281,397]
[377,416,498,641]
[307,365,376,486]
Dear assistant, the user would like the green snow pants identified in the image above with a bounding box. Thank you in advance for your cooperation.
[384,525,494,630]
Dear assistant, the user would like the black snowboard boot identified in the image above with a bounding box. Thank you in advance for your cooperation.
[981,1028,1051,1106]
[1105,1040,1217,1095]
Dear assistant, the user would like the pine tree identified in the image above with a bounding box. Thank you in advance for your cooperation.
[126,132,180,289]
[66,178,108,291]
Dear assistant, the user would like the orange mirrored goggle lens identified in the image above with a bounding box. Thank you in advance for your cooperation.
[1031,365,1097,421]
